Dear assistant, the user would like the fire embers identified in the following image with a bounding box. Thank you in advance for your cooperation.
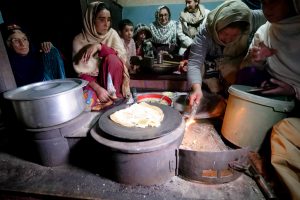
[181,119,228,152]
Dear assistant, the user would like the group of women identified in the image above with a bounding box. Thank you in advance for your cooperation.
[71,0,210,107]
[3,0,300,198]
[4,0,299,108]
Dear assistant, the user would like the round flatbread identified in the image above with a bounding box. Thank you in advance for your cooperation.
[110,102,164,128]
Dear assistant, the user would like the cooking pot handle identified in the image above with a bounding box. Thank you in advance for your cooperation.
[81,79,89,87]
[67,78,89,88]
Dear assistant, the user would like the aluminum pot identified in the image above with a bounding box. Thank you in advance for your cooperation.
[3,78,88,128]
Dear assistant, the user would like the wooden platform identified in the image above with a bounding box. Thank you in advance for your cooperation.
[130,72,189,92]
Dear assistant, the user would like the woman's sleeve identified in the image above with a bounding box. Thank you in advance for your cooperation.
[79,73,96,82]
[177,18,193,48]
[98,44,117,57]
[240,24,267,69]
[187,25,209,86]
[251,10,267,34]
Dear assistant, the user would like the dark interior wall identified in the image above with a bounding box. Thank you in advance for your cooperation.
[0,0,122,78]
[0,0,83,78]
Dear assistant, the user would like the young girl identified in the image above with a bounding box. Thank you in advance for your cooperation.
[72,2,131,109]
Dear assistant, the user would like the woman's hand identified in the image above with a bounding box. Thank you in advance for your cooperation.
[40,42,52,53]
[82,44,101,63]
[189,84,203,106]
[261,78,296,96]
[179,60,188,73]
[89,81,111,103]
[96,86,112,103]
[250,42,277,63]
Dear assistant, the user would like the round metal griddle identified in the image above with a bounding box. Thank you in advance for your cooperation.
[98,103,182,141]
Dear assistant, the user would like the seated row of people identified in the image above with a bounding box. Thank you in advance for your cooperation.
[3,0,298,108]
[2,0,299,198]
[123,0,210,59]
[3,0,261,97]
[1,0,266,111]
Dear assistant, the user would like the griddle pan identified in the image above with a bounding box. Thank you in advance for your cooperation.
[98,103,182,141]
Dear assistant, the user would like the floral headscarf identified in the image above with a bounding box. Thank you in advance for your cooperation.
[149,5,177,45]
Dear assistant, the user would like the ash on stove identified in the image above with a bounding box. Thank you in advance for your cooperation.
[180,119,228,152]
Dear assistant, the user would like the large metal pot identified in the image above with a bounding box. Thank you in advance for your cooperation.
[3,78,88,128]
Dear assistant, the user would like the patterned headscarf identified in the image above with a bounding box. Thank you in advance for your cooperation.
[149,5,177,45]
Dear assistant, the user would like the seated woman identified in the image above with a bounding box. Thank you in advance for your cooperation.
[149,5,178,57]
[238,1,300,197]
[177,0,210,56]
[239,0,299,99]
[187,0,266,106]
[72,1,131,109]
[4,24,65,87]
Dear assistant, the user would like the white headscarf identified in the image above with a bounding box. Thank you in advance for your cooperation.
[72,1,127,75]
[72,1,130,98]
[259,17,300,99]
[149,5,177,45]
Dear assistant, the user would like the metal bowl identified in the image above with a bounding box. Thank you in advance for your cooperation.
[151,62,178,75]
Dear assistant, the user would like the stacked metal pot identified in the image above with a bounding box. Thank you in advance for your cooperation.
[4,78,88,128]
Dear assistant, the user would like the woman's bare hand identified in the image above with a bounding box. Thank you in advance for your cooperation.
[95,86,112,103]
[88,81,111,103]
[250,42,277,62]
[179,60,188,73]
[82,44,101,63]
[261,78,295,96]
[40,42,52,53]
[189,84,203,106]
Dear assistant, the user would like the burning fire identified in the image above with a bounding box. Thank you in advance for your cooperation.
[185,118,196,129]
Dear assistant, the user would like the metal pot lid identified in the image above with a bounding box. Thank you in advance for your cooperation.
[98,103,183,141]
[4,78,88,100]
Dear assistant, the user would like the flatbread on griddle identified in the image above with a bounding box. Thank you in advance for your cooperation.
[109,102,164,128]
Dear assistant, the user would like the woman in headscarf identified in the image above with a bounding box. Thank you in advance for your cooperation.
[239,1,300,198]
[149,5,178,57]
[187,0,266,106]
[72,1,131,107]
[4,24,65,87]
[177,0,210,56]
[240,0,300,100]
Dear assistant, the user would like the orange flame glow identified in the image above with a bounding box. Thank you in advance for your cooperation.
[185,118,196,129]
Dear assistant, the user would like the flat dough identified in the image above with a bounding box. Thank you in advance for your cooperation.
[110,102,164,128]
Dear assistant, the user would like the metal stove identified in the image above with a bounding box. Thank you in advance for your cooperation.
[89,103,249,186]
[24,111,99,167]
